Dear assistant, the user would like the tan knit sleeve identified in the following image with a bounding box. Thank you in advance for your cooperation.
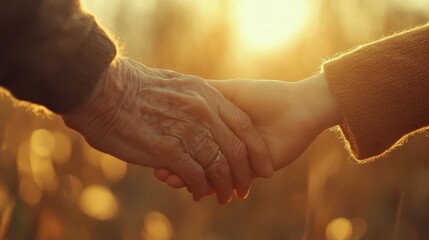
[322,23,429,161]
[0,1,117,113]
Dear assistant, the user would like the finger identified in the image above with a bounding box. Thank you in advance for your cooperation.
[166,175,186,188]
[160,171,215,198]
[193,136,222,170]
[218,95,274,179]
[191,134,237,201]
[194,186,216,201]
[170,154,211,200]
[154,168,186,188]
[211,120,253,200]
[155,107,234,200]
[191,132,237,203]
[203,151,234,204]
[208,80,274,177]
[154,168,171,181]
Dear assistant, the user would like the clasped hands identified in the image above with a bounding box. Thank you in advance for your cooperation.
[62,57,341,204]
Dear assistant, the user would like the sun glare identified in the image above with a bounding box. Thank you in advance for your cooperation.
[232,0,309,51]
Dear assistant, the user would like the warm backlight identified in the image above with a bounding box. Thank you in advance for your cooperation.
[232,0,308,51]
[143,211,173,240]
[326,217,353,240]
[79,185,118,220]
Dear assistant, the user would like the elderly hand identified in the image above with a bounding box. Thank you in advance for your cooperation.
[62,57,273,204]
[155,73,342,189]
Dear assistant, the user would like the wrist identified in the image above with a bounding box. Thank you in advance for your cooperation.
[299,72,342,131]
[61,58,123,131]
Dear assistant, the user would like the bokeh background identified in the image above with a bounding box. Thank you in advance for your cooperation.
[1,0,429,239]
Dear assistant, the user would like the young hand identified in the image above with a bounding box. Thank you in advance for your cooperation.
[154,73,342,198]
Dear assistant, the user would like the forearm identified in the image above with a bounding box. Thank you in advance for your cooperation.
[0,0,117,113]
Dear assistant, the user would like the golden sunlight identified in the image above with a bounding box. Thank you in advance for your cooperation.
[232,0,309,51]
[30,129,55,158]
[19,177,42,205]
[79,185,118,220]
[326,217,353,240]
[142,211,173,240]
[101,155,127,182]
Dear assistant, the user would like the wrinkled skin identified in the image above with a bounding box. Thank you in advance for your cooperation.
[156,75,342,190]
[62,58,273,204]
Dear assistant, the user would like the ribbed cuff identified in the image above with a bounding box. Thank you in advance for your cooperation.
[322,24,429,160]
[53,18,117,113]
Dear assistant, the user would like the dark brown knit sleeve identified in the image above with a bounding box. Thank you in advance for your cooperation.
[322,23,429,160]
[0,0,117,113]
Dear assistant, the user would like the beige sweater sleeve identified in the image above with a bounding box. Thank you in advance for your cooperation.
[323,23,429,161]
[0,0,117,113]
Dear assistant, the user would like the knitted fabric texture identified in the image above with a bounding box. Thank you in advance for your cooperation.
[323,23,429,161]
[0,0,117,113]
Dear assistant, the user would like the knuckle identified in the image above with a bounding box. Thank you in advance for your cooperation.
[192,95,208,110]
[188,128,212,152]
[179,93,210,117]
[181,137,214,162]
[208,159,230,180]
[176,158,205,185]
[231,141,248,165]
[163,69,180,78]
[234,112,253,133]
[157,137,181,155]
[192,134,210,153]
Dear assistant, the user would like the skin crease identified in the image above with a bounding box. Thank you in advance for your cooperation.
[155,73,342,198]
[62,57,274,204]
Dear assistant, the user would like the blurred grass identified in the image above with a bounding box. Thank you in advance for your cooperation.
[1,0,429,239]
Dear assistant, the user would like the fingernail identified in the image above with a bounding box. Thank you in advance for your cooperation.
[235,186,251,200]
[219,194,232,205]
[233,189,241,200]
[227,195,233,204]
[240,188,251,200]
